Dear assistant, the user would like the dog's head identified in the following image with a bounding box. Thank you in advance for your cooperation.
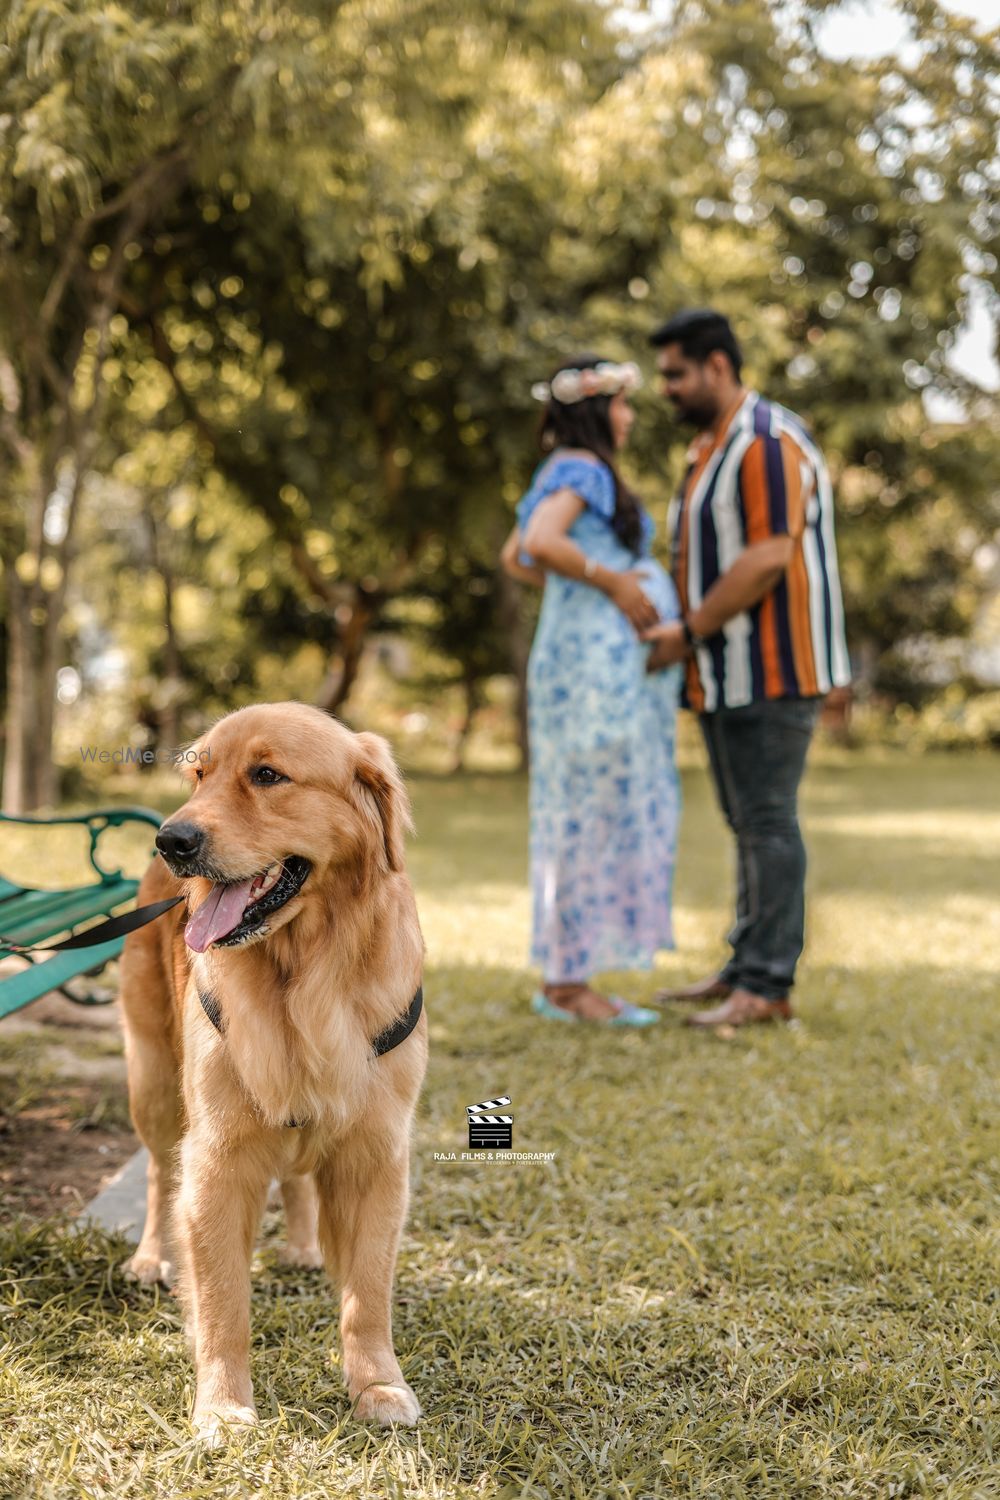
[155,703,413,953]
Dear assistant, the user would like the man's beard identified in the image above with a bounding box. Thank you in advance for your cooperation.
[671,398,716,430]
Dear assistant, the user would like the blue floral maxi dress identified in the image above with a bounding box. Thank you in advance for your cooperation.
[517,453,683,983]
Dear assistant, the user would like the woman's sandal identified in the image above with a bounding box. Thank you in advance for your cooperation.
[531,992,660,1027]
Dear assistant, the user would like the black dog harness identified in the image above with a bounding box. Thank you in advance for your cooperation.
[197,981,424,1128]
[198,982,423,1055]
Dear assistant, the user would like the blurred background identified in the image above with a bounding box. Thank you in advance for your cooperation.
[1,0,998,809]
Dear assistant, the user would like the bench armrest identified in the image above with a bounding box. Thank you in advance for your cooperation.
[0,806,164,882]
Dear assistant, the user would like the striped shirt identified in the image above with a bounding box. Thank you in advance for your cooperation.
[671,391,850,713]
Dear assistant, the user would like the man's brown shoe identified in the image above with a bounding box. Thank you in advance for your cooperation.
[684,990,792,1028]
[653,973,732,1004]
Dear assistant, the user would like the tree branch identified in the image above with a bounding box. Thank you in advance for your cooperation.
[38,146,189,334]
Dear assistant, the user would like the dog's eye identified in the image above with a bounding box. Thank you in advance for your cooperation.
[250,765,287,786]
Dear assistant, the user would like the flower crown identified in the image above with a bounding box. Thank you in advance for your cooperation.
[531,360,642,406]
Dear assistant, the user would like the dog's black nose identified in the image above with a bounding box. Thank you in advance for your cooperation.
[155,821,205,864]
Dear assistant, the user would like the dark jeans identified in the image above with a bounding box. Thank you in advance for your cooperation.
[699,698,820,1002]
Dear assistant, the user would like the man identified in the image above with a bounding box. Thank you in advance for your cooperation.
[643,309,850,1028]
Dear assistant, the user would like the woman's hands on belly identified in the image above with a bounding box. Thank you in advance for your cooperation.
[633,559,680,623]
[604,569,661,631]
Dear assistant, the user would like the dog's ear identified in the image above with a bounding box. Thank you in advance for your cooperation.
[351,732,413,873]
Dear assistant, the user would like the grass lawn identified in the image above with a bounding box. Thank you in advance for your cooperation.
[1,749,998,1498]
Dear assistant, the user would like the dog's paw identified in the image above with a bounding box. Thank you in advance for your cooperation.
[352,1381,421,1427]
[192,1406,258,1447]
[124,1251,175,1287]
[277,1242,324,1270]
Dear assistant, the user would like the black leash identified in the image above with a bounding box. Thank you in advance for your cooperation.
[0,896,184,956]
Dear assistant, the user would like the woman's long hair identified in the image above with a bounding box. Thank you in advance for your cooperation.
[537,354,644,556]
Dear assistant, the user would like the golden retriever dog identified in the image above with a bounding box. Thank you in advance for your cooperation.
[118,702,427,1440]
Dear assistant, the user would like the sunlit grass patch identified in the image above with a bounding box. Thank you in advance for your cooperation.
[1,753,997,1497]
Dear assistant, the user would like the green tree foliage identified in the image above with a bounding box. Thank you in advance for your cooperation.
[634,0,1000,697]
[1,0,997,804]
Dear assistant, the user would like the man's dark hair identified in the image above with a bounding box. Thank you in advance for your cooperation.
[648,308,743,379]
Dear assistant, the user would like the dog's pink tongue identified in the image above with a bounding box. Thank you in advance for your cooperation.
[185,879,254,952]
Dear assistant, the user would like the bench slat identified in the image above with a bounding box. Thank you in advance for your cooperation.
[0,938,126,1020]
[0,880,139,947]
[1,803,164,1020]
[0,888,85,931]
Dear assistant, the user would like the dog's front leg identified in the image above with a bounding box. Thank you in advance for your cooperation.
[123,1035,182,1287]
[175,1130,270,1443]
[316,1144,420,1427]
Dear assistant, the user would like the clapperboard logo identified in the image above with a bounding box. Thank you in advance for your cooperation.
[467,1095,513,1151]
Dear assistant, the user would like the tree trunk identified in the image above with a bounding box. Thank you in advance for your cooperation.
[161,572,182,754]
[2,572,34,811]
[315,588,377,716]
[33,615,58,809]
[450,671,480,774]
[1,403,51,810]
[37,568,63,811]
[145,506,183,752]
[3,580,62,812]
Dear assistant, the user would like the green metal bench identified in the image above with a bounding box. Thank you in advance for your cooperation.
[0,807,164,1021]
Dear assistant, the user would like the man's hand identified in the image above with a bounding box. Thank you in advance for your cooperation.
[642,620,689,671]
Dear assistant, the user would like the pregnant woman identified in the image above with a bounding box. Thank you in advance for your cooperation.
[500,355,682,1025]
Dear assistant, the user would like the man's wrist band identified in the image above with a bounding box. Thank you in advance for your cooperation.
[682,618,709,650]
[583,557,598,580]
